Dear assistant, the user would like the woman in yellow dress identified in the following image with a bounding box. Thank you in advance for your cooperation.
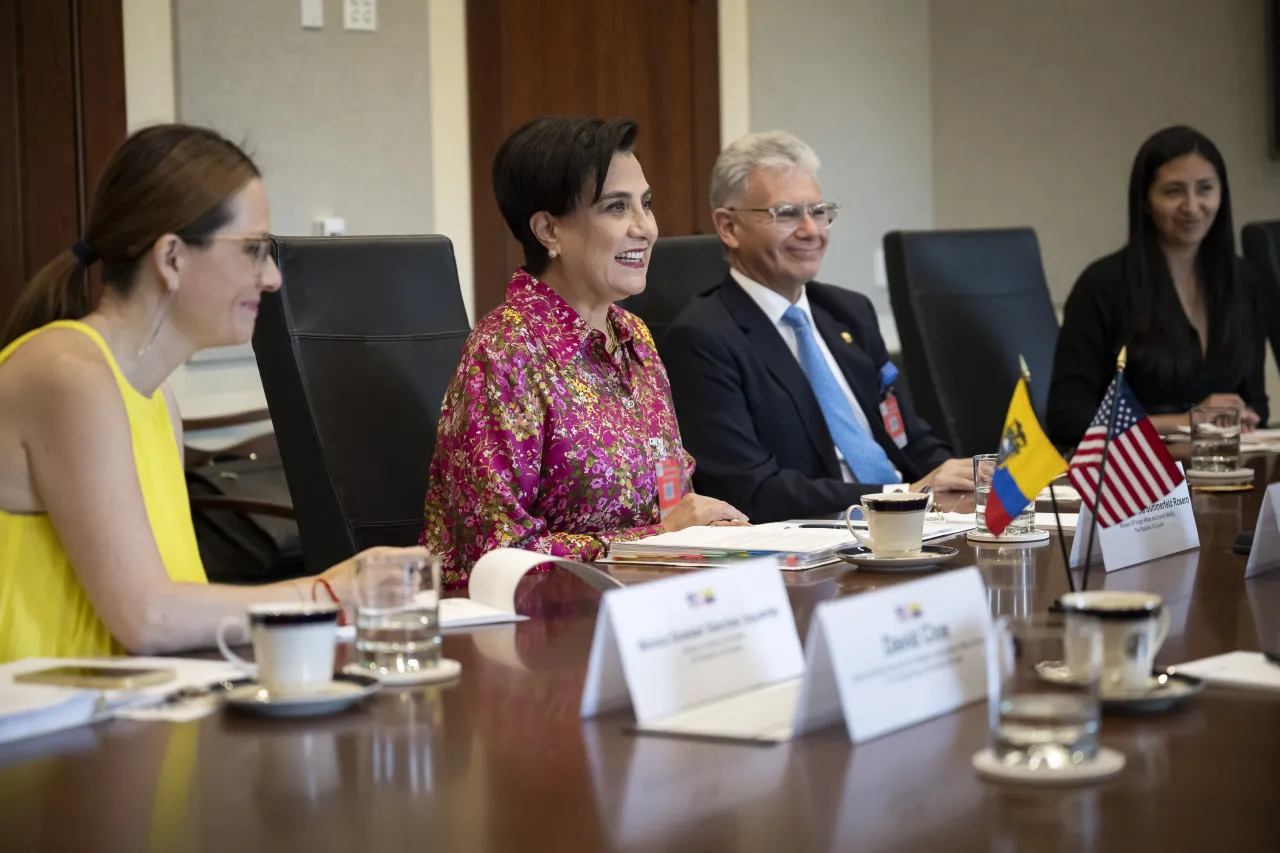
[0,124,418,661]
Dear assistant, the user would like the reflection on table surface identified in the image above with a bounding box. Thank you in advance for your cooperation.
[5,458,1280,851]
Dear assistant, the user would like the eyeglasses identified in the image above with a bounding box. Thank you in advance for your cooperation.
[724,202,840,230]
[205,233,281,269]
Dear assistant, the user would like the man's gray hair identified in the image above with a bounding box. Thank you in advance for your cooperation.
[708,131,821,210]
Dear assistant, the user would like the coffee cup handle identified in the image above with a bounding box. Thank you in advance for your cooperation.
[844,504,876,550]
[216,616,257,676]
[1154,608,1171,652]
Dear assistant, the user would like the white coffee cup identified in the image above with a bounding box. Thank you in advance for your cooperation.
[1057,591,1171,693]
[844,492,935,556]
[217,602,340,696]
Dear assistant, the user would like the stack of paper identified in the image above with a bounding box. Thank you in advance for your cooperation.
[1171,651,1280,692]
[1169,425,1280,452]
[0,685,103,746]
[606,520,981,570]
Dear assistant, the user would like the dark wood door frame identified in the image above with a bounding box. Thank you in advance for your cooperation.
[0,0,127,323]
[466,0,721,317]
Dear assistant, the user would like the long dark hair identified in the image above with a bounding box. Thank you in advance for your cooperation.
[2,124,260,348]
[1123,125,1246,389]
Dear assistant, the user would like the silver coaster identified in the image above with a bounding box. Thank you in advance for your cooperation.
[973,746,1125,786]
[344,659,461,686]
[1185,466,1253,483]
[967,529,1051,544]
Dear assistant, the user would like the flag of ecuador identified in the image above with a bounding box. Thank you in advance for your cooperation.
[984,378,1068,536]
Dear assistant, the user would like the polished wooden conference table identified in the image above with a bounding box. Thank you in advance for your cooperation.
[4,457,1280,852]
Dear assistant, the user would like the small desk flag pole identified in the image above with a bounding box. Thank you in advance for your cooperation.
[1079,346,1128,592]
[1021,356,1075,593]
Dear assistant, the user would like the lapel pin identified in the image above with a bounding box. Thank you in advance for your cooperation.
[840,331,853,344]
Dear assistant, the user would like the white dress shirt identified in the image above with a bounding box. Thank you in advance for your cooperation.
[731,268,901,485]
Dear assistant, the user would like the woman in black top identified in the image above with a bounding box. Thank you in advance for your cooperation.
[1048,126,1268,447]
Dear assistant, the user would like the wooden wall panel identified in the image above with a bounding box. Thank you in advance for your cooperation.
[0,0,125,325]
[16,0,79,287]
[467,0,720,316]
[0,0,23,315]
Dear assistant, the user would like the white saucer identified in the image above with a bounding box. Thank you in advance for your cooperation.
[835,544,959,572]
[967,529,1051,544]
[1034,664,1204,713]
[1185,467,1253,483]
[973,746,1125,786]
[224,673,381,718]
[343,658,461,686]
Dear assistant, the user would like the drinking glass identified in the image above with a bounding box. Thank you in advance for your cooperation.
[988,614,1102,771]
[1190,406,1240,472]
[353,550,443,676]
[974,454,1036,536]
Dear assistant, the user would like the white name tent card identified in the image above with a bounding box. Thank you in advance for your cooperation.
[793,567,990,742]
[1246,483,1280,578]
[580,562,805,742]
[1069,463,1199,573]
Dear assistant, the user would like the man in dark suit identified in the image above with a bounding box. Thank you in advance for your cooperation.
[662,131,973,523]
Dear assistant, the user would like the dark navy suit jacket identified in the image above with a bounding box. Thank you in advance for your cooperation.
[661,275,952,522]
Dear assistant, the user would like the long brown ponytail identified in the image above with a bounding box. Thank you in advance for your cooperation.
[2,124,260,348]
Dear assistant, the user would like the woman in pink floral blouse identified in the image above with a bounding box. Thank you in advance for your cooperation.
[421,116,747,586]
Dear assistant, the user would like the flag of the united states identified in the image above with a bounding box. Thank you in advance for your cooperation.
[1068,377,1184,527]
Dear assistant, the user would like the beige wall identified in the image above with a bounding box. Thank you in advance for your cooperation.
[931,0,1280,303]
[747,0,934,323]
[174,0,433,238]
[932,0,1280,407]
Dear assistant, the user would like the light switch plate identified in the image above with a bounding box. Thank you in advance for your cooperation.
[344,0,377,31]
[301,0,323,29]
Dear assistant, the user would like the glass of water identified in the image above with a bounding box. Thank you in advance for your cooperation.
[974,454,1036,536]
[989,614,1102,771]
[354,549,443,677]
[1190,406,1240,472]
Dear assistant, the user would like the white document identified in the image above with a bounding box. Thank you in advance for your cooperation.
[580,562,805,742]
[613,523,852,553]
[1069,463,1199,572]
[793,567,990,743]
[1171,651,1280,693]
[1034,511,1078,532]
[1246,483,1280,578]
[785,518,976,541]
[0,656,246,744]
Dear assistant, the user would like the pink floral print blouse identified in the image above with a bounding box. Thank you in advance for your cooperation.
[420,269,693,587]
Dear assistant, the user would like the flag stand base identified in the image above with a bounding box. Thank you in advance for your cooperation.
[967,529,1051,544]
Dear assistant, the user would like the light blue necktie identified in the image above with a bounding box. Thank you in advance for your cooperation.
[780,305,899,484]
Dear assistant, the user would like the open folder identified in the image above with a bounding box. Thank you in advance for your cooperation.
[605,520,975,570]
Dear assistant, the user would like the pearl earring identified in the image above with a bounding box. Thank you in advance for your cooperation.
[549,249,559,259]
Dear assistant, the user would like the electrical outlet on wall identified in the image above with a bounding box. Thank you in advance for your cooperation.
[344,0,377,31]
[873,246,888,288]
[301,0,323,29]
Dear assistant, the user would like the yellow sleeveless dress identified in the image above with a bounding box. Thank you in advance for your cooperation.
[0,320,207,662]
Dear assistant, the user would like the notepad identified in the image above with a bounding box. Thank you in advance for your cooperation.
[608,523,855,569]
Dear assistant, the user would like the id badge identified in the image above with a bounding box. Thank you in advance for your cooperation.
[880,394,908,449]
[655,459,682,518]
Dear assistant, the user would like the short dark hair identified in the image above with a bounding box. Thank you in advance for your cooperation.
[492,116,639,276]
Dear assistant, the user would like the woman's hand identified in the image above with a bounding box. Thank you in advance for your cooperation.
[1199,393,1261,431]
[663,494,749,531]
[311,546,433,613]
[911,458,975,493]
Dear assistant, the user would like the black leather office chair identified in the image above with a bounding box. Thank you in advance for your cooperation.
[253,236,470,572]
[1243,221,1280,285]
[884,228,1058,457]
[618,234,727,344]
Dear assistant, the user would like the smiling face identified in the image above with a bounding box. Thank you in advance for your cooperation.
[548,152,658,303]
[713,166,829,299]
[169,178,281,348]
[1146,152,1221,251]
